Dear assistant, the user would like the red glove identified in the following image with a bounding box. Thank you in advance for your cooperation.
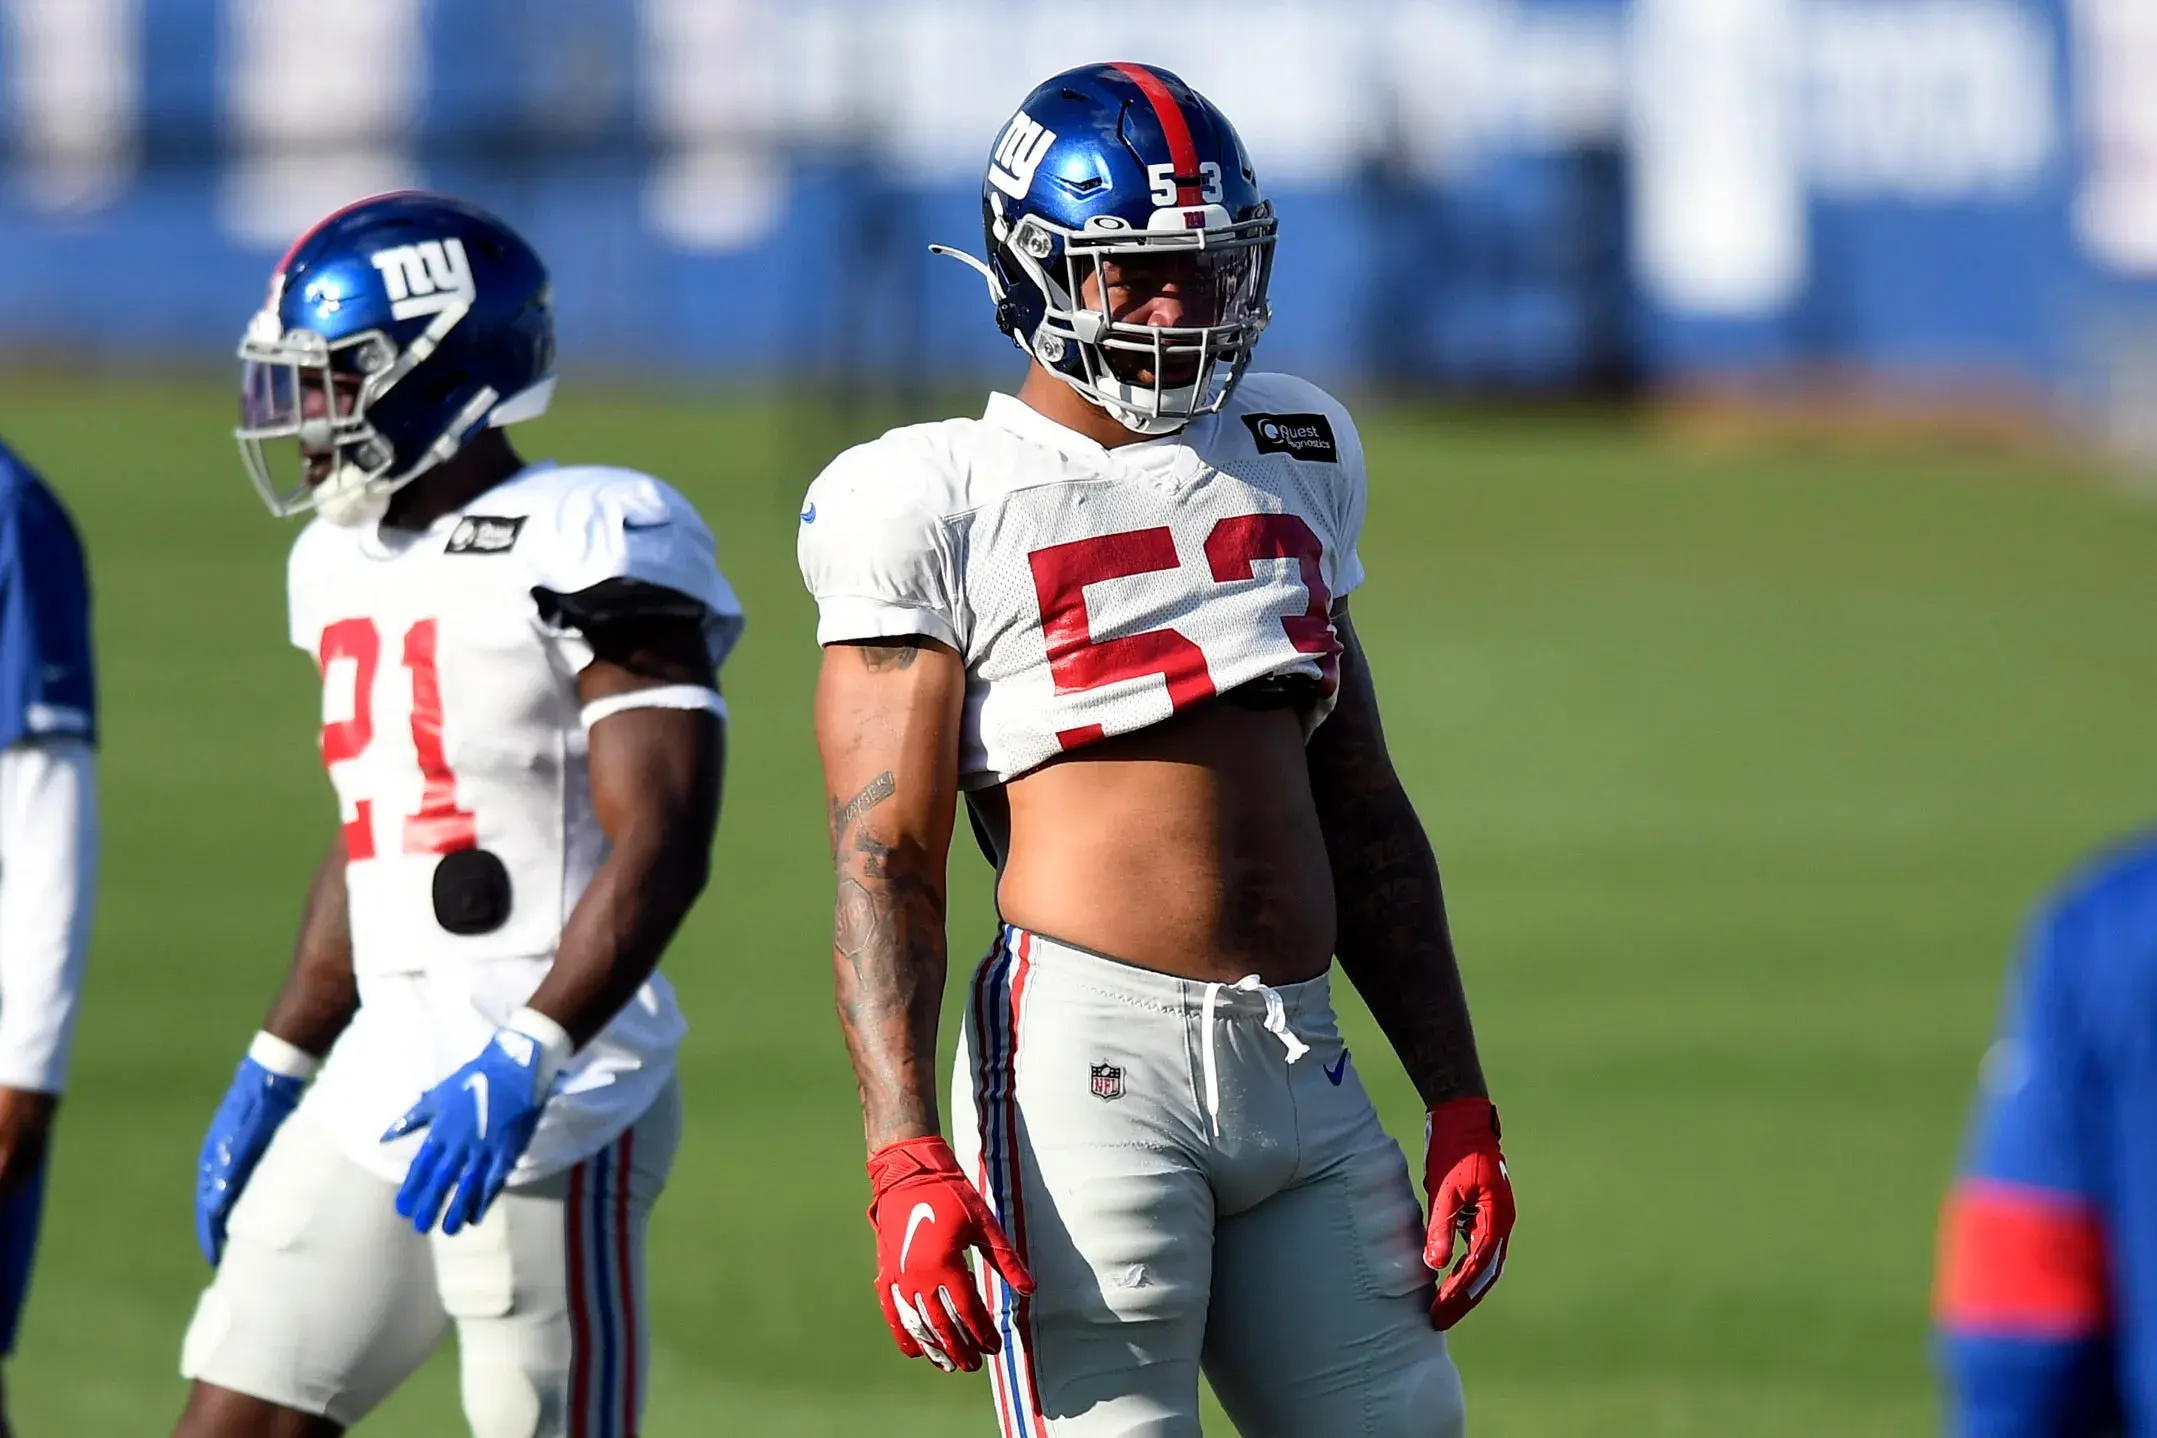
[1423,1097,1515,1330]
[867,1136,1035,1372]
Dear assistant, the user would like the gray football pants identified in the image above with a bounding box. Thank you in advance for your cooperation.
[952,926,1465,1438]
[181,1080,680,1436]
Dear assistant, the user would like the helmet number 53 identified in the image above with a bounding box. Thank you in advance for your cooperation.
[1147,161,1225,208]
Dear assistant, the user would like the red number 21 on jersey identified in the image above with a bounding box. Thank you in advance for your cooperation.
[317,617,478,861]
[1028,513,1340,750]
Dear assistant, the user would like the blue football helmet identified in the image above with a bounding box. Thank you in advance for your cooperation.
[934,62,1276,436]
[237,192,556,526]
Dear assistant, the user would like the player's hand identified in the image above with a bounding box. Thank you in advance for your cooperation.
[383,1012,568,1236]
[1422,1096,1515,1330]
[195,1055,306,1265]
[867,1135,1034,1372]
[0,1087,55,1201]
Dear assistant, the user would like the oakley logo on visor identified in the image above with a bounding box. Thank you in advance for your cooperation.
[989,112,1057,200]
[371,238,475,321]
[1244,413,1339,463]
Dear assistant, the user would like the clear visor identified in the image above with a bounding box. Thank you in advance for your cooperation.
[1040,219,1275,426]
[1079,242,1270,334]
[235,324,387,517]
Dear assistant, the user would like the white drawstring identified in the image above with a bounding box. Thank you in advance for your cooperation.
[1200,974,1312,1139]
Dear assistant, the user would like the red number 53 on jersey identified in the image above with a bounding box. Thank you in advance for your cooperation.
[317,616,477,861]
[1028,513,1341,751]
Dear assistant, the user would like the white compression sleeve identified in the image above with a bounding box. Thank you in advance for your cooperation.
[0,738,97,1094]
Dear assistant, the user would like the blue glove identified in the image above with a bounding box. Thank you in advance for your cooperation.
[196,1045,311,1265]
[383,1013,568,1236]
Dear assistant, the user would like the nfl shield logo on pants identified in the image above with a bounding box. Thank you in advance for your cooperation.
[1090,1063,1124,1101]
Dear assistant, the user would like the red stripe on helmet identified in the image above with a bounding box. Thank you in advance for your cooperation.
[1110,63,1203,206]
[1934,1180,2111,1337]
[272,189,424,281]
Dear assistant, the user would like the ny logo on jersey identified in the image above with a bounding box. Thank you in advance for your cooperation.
[988,112,1057,200]
[371,238,476,321]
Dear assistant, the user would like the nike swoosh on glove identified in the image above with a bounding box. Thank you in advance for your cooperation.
[194,1055,307,1265]
[383,1016,567,1236]
[867,1136,1035,1372]
[1423,1096,1516,1330]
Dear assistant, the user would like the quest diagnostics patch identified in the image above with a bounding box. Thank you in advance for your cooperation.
[446,515,526,554]
[1242,412,1339,463]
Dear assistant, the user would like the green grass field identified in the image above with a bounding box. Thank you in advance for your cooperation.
[0,375,2151,1435]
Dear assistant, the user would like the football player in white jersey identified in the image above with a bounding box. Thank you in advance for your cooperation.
[173,193,741,1438]
[799,65,1517,1438]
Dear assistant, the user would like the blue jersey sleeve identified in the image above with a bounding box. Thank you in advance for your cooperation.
[1930,838,2157,1437]
[0,455,95,752]
[1936,893,2119,1436]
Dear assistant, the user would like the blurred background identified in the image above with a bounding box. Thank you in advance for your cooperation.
[1,1,2155,1434]
[4,0,2157,432]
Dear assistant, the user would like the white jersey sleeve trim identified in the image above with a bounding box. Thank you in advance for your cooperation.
[579,684,727,730]
[0,737,96,1093]
[812,596,961,650]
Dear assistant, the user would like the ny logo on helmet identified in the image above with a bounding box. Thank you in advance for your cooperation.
[988,112,1057,200]
[370,238,476,321]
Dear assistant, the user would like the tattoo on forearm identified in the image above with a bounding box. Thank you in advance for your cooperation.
[858,643,919,673]
[829,771,896,848]
[827,769,946,1148]
[1315,621,1488,1108]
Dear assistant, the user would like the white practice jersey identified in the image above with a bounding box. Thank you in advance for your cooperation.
[286,462,742,1182]
[798,373,1366,787]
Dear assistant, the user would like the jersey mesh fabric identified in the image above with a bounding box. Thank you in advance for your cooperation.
[286,462,739,1182]
[798,373,1368,789]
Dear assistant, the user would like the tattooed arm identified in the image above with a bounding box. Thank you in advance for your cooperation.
[813,636,969,1151]
[1307,602,1488,1106]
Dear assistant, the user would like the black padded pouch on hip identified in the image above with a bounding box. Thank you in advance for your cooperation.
[432,848,513,935]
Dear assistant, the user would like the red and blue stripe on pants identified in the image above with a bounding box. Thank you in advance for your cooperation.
[565,1129,641,1437]
[972,926,1051,1437]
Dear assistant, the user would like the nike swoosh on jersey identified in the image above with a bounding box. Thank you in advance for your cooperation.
[900,1201,938,1270]
[464,1072,490,1139]
[799,503,817,523]
[1324,1049,1351,1085]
